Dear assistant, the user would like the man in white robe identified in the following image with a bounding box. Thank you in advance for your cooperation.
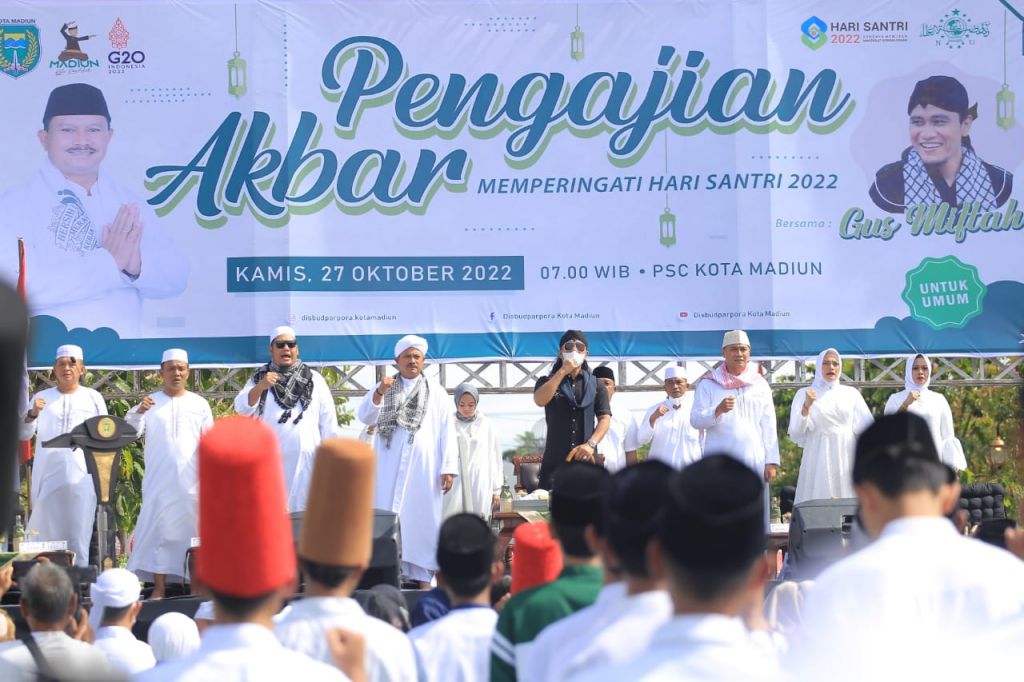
[790,413,1024,682]
[591,367,638,472]
[357,334,457,586]
[0,83,187,336]
[570,456,778,681]
[276,438,418,682]
[690,330,780,522]
[636,366,702,469]
[409,514,503,682]
[234,326,339,511]
[20,344,106,567]
[523,461,674,682]
[127,348,213,597]
[90,568,156,675]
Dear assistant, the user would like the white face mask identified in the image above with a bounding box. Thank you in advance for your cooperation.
[562,351,585,365]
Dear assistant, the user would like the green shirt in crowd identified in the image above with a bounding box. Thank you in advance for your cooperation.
[490,564,604,682]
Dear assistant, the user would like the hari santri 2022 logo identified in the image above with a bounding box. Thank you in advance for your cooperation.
[921,8,991,49]
[801,16,827,50]
[0,21,41,78]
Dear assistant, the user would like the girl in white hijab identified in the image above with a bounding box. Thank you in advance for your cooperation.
[883,354,966,471]
[789,349,874,503]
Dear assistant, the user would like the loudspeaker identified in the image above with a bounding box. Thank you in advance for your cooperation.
[289,509,402,589]
[788,498,858,578]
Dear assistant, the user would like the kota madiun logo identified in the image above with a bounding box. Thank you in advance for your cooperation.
[801,16,827,50]
[0,21,41,78]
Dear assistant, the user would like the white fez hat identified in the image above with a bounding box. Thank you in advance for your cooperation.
[162,348,188,364]
[394,334,428,358]
[664,366,684,380]
[55,344,83,361]
[722,330,751,348]
[269,326,296,342]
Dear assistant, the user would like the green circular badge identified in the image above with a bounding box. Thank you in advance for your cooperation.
[901,255,987,330]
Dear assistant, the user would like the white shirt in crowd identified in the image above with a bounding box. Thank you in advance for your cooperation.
[93,625,156,675]
[274,596,417,682]
[409,604,498,682]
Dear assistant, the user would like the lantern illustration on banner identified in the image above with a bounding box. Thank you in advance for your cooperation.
[228,4,247,97]
[659,130,677,247]
[570,4,584,61]
[996,11,1015,129]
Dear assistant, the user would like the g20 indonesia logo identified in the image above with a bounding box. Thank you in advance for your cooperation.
[0,22,41,78]
[107,17,146,72]
[920,8,990,49]
[801,16,827,50]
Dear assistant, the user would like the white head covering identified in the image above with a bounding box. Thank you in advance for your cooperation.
[905,353,931,393]
[269,325,296,343]
[88,568,141,631]
[55,344,83,361]
[193,600,215,622]
[161,348,188,364]
[722,330,750,348]
[810,348,841,394]
[664,366,684,381]
[148,612,200,662]
[394,334,428,358]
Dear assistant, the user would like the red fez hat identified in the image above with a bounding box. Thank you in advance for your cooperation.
[510,521,563,595]
[197,417,295,597]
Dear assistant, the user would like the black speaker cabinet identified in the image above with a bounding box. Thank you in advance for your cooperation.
[290,509,402,589]
[788,498,858,578]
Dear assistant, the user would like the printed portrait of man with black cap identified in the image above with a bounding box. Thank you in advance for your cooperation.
[0,82,188,335]
[869,75,1013,213]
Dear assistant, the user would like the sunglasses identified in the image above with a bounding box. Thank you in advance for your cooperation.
[562,341,586,352]
[274,341,297,349]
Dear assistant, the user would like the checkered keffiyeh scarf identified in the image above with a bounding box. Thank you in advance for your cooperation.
[903,145,997,210]
[377,376,429,447]
[253,361,314,424]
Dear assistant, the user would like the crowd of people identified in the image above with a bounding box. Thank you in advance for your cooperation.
[1,325,1020,680]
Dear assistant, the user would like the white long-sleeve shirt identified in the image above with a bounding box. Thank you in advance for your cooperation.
[690,378,780,472]
[234,370,339,512]
[636,394,703,469]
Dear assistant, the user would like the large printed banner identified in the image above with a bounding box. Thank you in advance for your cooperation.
[1,0,1022,366]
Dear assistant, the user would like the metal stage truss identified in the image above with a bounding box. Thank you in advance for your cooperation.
[27,356,1024,401]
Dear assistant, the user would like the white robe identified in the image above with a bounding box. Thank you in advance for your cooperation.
[0,161,188,336]
[636,394,703,469]
[443,414,503,521]
[93,625,156,675]
[883,390,966,470]
[791,517,1024,682]
[567,614,779,682]
[409,605,498,682]
[21,386,106,567]
[137,623,347,681]
[126,391,213,581]
[600,406,638,473]
[275,596,417,682]
[357,375,457,576]
[789,385,873,504]
[234,370,339,511]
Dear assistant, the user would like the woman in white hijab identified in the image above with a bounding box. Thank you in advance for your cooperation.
[884,354,966,471]
[442,383,503,521]
[148,612,200,663]
[789,349,874,504]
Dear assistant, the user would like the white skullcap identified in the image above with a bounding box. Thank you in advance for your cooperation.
[664,366,684,380]
[194,600,215,621]
[722,330,751,348]
[269,325,296,342]
[394,334,428,358]
[161,348,188,364]
[88,568,141,631]
[55,344,83,361]
[149,612,201,662]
